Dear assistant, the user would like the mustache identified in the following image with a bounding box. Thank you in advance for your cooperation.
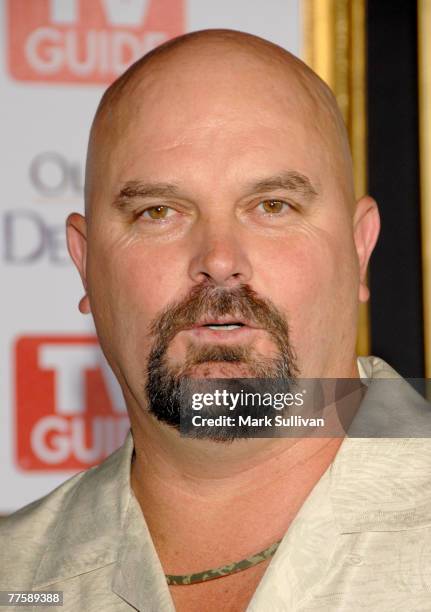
[148,281,297,364]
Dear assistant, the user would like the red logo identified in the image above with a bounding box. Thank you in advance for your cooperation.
[15,336,130,471]
[7,0,184,84]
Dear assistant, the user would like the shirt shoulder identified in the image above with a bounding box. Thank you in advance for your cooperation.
[0,468,93,589]
[0,432,133,591]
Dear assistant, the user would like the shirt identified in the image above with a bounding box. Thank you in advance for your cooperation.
[1,355,431,611]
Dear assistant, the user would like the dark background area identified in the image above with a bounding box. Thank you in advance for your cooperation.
[367,0,425,377]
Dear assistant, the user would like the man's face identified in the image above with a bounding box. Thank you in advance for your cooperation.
[69,48,368,429]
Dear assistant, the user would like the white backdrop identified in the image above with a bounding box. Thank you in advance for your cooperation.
[0,0,302,513]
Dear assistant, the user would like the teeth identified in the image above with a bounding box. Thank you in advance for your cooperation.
[207,324,242,330]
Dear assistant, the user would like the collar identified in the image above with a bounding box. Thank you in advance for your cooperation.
[330,355,431,533]
[33,434,133,588]
[33,431,174,610]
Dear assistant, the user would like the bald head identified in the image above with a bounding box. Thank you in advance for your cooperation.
[85,29,354,216]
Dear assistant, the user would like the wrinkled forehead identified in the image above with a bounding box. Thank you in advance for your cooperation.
[85,36,354,212]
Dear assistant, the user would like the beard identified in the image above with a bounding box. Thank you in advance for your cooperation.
[145,282,299,441]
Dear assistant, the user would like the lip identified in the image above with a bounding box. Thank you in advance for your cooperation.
[188,316,258,329]
[182,318,262,343]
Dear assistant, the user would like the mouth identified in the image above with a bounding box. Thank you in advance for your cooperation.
[204,324,243,330]
[181,317,260,342]
[189,316,256,330]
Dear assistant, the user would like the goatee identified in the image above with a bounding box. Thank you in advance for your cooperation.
[145,282,299,440]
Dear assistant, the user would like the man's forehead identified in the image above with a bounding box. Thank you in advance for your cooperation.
[102,116,322,207]
[85,29,354,210]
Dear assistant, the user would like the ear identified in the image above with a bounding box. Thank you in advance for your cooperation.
[353,195,380,303]
[66,213,91,314]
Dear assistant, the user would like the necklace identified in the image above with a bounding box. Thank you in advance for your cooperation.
[165,539,281,585]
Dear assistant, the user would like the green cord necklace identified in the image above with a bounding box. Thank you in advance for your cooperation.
[165,539,281,586]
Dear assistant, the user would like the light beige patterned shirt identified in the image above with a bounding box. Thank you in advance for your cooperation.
[1,356,431,611]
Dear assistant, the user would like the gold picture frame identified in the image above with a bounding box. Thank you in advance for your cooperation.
[303,0,369,355]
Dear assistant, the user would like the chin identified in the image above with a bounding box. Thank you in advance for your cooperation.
[182,361,256,379]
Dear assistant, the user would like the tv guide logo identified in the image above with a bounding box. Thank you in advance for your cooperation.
[15,336,130,470]
[7,0,184,84]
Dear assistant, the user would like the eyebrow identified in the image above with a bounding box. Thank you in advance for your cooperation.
[113,171,318,211]
[113,181,180,211]
[245,171,318,199]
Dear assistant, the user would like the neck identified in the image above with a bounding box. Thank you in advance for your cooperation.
[129,412,341,568]
[127,356,360,575]
[131,414,335,484]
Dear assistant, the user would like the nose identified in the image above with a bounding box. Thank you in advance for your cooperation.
[187,220,253,288]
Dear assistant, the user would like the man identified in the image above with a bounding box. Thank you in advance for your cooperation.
[1,29,431,612]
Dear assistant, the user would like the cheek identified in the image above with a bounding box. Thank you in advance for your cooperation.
[253,229,358,353]
[256,229,339,303]
[86,232,189,369]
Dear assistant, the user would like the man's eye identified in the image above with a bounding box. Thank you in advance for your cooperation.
[140,205,175,220]
[257,199,290,214]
